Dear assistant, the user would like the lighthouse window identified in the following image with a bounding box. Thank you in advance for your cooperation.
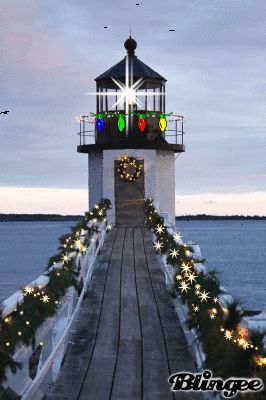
[107,88,118,111]
[144,88,162,112]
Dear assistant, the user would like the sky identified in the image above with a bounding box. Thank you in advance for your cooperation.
[0,0,265,215]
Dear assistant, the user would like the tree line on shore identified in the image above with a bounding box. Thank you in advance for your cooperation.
[176,214,266,220]
[0,214,83,222]
[0,214,265,222]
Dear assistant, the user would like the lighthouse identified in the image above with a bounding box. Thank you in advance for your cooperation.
[77,37,185,226]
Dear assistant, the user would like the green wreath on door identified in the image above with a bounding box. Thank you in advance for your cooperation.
[116,155,143,182]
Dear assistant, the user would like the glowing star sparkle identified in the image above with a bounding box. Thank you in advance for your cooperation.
[195,284,201,290]
[179,281,190,293]
[193,305,199,312]
[89,76,164,114]
[154,241,163,251]
[41,295,50,303]
[224,330,233,341]
[74,240,82,250]
[107,224,113,231]
[181,263,192,274]
[213,297,219,304]
[173,233,182,242]
[81,245,87,253]
[175,274,182,281]
[238,338,250,350]
[186,272,197,284]
[199,290,210,302]
[169,248,179,258]
[155,225,165,234]
[61,254,70,263]
[24,286,34,295]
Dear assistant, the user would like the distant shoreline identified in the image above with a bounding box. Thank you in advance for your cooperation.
[0,214,83,222]
[176,215,266,220]
[0,214,265,222]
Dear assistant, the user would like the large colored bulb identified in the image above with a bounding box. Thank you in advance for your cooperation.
[97,118,104,132]
[138,118,146,132]
[118,116,125,132]
[159,118,167,132]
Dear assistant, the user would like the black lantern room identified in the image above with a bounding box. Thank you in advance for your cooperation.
[77,37,185,153]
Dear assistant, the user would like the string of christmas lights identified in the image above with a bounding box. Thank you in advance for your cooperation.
[89,111,175,133]
[144,198,266,387]
[0,199,112,383]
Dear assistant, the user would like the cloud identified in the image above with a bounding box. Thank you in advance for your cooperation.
[0,188,265,216]
[0,187,87,214]
[175,191,266,216]
[5,32,68,73]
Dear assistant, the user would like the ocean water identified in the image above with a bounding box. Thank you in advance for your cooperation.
[177,220,266,314]
[0,221,76,303]
[0,221,265,315]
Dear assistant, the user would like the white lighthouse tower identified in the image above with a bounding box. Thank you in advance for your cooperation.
[77,37,185,225]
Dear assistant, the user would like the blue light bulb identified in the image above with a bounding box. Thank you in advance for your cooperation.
[97,118,104,132]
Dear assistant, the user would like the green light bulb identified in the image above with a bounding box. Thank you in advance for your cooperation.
[118,115,125,132]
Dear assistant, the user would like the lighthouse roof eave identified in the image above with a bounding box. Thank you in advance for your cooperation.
[95,56,166,84]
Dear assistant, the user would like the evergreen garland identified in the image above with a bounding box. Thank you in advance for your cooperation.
[0,198,111,383]
[144,198,266,397]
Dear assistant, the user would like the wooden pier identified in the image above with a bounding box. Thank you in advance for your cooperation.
[47,227,202,399]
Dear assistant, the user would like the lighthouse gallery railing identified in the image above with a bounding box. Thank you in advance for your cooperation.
[76,114,185,146]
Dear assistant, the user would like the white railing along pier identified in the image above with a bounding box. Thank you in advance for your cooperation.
[0,208,114,400]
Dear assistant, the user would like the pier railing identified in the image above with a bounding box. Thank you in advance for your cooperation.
[0,208,115,399]
[151,201,266,400]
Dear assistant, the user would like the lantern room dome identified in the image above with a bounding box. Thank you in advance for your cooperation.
[95,57,166,84]
[77,37,185,154]
[95,36,166,85]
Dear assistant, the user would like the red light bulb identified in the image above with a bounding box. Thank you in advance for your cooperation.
[138,118,146,132]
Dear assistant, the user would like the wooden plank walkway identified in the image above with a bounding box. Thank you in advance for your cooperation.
[47,228,202,400]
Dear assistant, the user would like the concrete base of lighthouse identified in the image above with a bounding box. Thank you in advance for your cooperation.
[88,149,175,225]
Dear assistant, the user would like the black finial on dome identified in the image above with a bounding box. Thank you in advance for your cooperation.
[124,36,137,55]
